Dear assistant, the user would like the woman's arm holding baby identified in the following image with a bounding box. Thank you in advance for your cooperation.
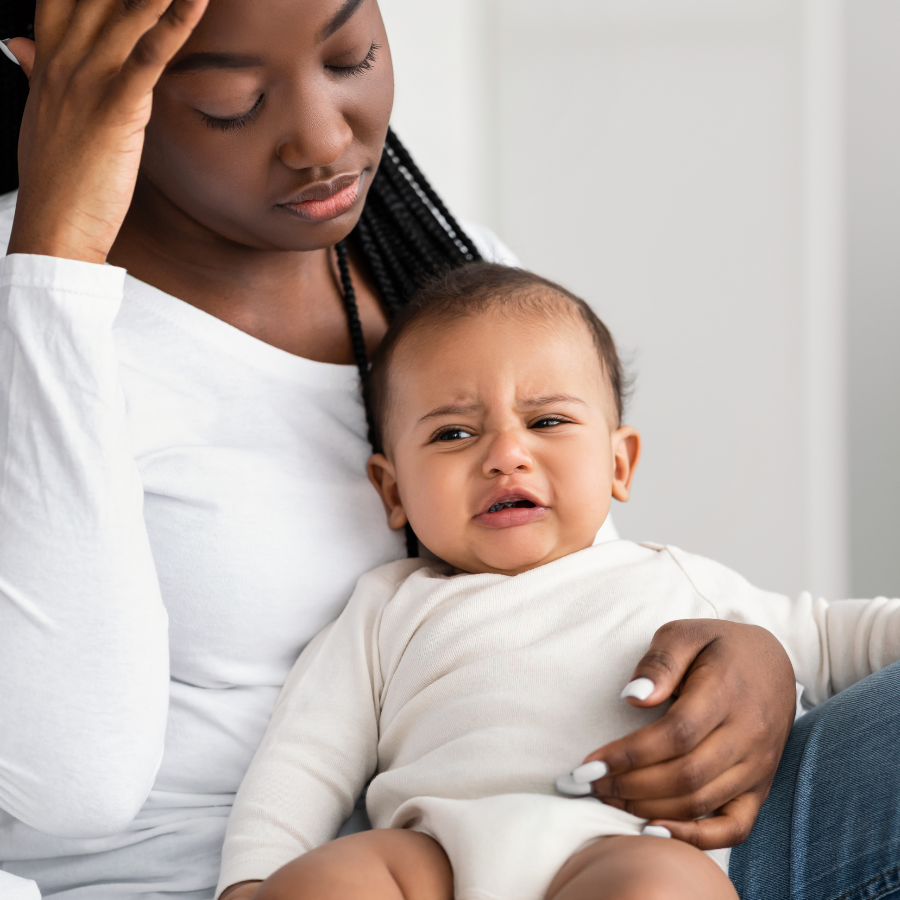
[585,619,797,850]
[600,546,900,852]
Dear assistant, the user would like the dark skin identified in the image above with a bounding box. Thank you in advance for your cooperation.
[7,0,796,868]
[109,0,392,362]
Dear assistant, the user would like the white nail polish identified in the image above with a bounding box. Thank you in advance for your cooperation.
[556,774,593,796]
[1,40,20,67]
[620,677,655,701]
[642,825,672,839]
[571,761,608,784]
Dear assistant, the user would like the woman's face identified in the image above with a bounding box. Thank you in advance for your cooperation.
[141,0,393,252]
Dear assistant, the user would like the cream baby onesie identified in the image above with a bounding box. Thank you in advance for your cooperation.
[217,541,900,900]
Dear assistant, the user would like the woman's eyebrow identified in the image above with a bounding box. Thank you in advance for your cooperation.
[318,0,367,42]
[167,53,265,74]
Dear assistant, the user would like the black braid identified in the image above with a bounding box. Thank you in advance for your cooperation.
[348,127,482,315]
[337,127,483,558]
[335,240,369,382]
[352,219,403,317]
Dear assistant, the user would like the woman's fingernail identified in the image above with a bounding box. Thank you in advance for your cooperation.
[1,40,21,66]
[571,761,608,784]
[620,677,655,701]
[642,825,672,839]
[556,774,593,796]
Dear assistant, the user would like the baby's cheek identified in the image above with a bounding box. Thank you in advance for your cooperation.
[557,463,613,538]
[404,471,465,550]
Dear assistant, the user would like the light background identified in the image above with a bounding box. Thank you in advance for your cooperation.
[379,0,899,601]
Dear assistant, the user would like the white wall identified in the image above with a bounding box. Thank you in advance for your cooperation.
[381,0,852,599]
[845,1,900,598]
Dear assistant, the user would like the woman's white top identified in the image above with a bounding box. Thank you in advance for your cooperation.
[0,191,522,899]
[217,544,900,896]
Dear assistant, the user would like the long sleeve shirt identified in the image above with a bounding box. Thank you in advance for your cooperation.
[0,188,520,898]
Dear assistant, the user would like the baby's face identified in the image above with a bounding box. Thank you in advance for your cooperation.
[368,306,640,575]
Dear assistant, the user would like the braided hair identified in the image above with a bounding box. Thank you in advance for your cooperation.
[338,128,483,555]
[338,127,482,376]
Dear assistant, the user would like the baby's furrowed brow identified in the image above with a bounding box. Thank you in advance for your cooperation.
[419,403,483,422]
[517,394,586,410]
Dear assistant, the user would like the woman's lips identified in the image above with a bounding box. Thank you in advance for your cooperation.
[280,176,361,223]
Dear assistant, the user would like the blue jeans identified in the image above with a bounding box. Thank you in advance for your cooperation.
[730,661,900,900]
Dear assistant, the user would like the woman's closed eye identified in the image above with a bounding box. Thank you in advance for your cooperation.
[201,95,265,132]
[327,42,381,78]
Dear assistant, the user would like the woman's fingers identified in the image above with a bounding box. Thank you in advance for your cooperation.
[618,619,728,710]
[574,621,795,849]
[598,761,754,821]
[589,622,794,776]
[116,0,210,97]
[589,724,744,805]
[58,0,122,66]
[10,0,209,261]
[649,792,765,850]
[34,0,77,56]
[4,39,35,77]
[90,0,206,76]
[585,663,728,777]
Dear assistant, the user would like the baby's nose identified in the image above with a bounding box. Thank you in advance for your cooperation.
[482,431,533,476]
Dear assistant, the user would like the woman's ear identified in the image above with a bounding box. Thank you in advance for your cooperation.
[610,426,641,503]
[367,454,409,530]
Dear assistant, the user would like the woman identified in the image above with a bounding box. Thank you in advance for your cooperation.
[0,1,886,898]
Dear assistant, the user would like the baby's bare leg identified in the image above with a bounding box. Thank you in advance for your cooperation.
[254,829,453,900]
[546,835,738,900]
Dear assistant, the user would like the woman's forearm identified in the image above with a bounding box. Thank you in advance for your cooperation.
[0,254,169,838]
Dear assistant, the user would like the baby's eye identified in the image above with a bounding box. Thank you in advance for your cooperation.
[435,428,475,442]
[532,417,567,429]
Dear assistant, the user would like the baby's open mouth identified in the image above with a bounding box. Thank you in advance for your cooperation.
[476,494,547,528]
[487,499,537,513]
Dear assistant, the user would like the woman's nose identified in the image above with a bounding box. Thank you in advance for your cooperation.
[276,87,354,171]
[482,431,534,477]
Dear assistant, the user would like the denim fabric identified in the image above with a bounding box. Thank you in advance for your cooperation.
[730,661,900,900]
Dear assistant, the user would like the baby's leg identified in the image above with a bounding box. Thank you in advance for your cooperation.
[546,835,738,900]
[254,830,453,900]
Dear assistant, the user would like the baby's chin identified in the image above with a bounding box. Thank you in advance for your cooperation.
[446,533,599,577]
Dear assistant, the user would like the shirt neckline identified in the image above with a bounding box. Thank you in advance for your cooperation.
[122,272,364,391]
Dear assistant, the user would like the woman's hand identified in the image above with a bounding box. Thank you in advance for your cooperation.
[7,0,209,264]
[581,620,796,850]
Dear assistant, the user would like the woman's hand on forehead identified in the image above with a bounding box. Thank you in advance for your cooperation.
[8,0,211,262]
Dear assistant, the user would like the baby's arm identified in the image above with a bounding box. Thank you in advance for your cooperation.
[216,560,427,898]
[666,546,900,705]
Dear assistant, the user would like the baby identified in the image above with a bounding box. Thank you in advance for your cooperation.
[217,264,900,900]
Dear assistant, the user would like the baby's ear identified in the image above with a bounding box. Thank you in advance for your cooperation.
[611,426,641,502]
[367,454,409,530]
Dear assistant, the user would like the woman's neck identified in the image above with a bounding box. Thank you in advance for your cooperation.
[108,178,388,365]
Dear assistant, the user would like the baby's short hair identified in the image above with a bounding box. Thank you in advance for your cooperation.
[364,262,628,454]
